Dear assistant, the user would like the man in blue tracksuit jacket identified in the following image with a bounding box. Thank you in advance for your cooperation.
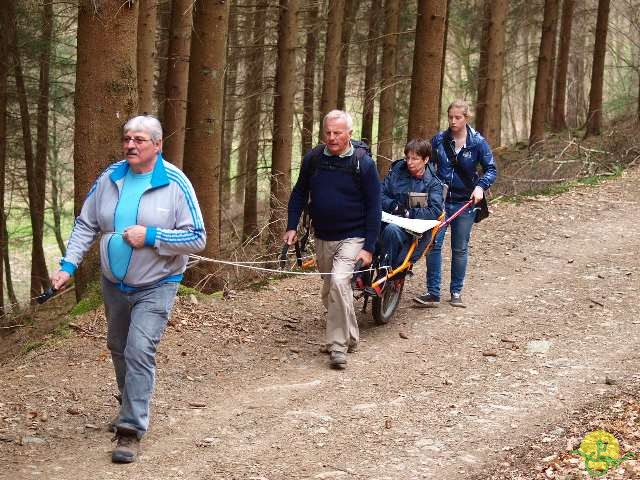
[284,110,381,370]
[414,100,497,308]
[50,115,206,463]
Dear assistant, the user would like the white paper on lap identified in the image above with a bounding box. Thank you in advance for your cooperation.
[381,211,441,235]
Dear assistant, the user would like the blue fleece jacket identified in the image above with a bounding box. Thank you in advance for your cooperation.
[287,146,382,253]
[432,125,498,203]
[381,160,443,220]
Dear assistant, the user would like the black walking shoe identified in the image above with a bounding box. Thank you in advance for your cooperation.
[413,293,440,307]
[329,351,347,370]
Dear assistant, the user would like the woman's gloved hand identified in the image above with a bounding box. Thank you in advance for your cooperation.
[392,201,409,217]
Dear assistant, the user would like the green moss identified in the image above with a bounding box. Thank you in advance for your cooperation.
[246,273,292,291]
[70,281,103,316]
[22,340,45,354]
[177,284,223,299]
[577,165,624,186]
[52,321,72,339]
[247,278,271,291]
[497,165,624,204]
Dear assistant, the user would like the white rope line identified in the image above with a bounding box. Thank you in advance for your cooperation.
[188,254,376,276]
[104,230,315,265]
[215,253,315,265]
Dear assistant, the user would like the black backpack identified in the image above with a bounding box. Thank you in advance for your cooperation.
[307,140,372,182]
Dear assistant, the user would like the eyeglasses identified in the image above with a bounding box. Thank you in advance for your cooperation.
[122,136,153,145]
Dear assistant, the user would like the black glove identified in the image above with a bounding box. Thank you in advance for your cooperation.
[392,202,408,217]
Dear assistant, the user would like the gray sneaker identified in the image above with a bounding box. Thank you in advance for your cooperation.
[413,293,440,307]
[449,292,466,308]
[329,351,347,369]
[111,426,140,463]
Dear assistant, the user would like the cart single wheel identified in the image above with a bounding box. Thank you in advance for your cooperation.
[371,277,405,325]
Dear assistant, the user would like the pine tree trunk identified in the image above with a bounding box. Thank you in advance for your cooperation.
[49,125,66,257]
[0,0,13,312]
[361,0,382,145]
[439,0,450,124]
[137,0,157,114]
[585,0,610,138]
[337,0,360,111]
[520,5,530,139]
[377,0,401,177]
[302,2,320,156]
[269,0,299,236]
[33,0,54,297]
[568,10,587,128]
[221,2,239,209]
[74,1,139,300]
[242,1,269,241]
[475,0,491,133]
[529,0,559,150]
[12,25,50,300]
[319,0,345,121]
[473,0,506,147]
[162,0,193,168]
[407,0,448,141]
[182,0,229,291]
[155,0,172,120]
[552,0,574,132]
[504,73,519,143]
[544,7,559,125]
[3,220,17,306]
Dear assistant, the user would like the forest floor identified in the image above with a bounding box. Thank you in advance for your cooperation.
[1,167,640,480]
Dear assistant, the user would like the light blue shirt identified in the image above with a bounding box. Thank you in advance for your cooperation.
[108,169,152,280]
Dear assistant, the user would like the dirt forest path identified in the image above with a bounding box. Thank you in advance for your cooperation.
[2,169,640,480]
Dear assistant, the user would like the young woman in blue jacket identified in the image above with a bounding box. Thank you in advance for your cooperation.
[414,100,497,308]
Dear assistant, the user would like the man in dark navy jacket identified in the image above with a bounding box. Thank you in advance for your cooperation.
[284,110,381,369]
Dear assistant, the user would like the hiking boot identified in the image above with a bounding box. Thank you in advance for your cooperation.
[347,343,358,353]
[413,293,440,307]
[111,426,140,463]
[329,351,347,370]
[449,292,466,308]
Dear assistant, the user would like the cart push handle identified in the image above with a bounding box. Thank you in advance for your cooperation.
[442,199,474,229]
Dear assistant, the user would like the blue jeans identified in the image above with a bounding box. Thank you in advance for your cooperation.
[426,201,475,297]
[380,223,432,269]
[102,277,178,437]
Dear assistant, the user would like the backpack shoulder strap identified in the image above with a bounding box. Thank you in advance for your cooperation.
[351,140,372,175]
[308,144,327,176]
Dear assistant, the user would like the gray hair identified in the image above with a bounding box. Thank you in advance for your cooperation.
[123,115,163,141]
[323,110,353,131]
